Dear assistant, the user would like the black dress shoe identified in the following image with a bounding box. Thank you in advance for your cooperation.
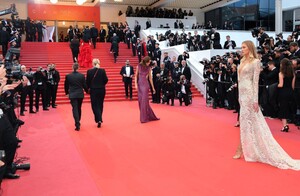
[17,138,23,143]
[20,113,25,116]
[75,126,80,131]
[4,173,20,179]
[29,111,36,113]
[52,105,57,108]
[97,122,101,128]
[16,119,25,126]
[43,108,49,111]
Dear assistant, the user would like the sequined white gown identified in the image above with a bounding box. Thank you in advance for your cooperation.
[238,58,300,170]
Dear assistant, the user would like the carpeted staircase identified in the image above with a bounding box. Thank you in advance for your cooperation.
[20,41,201,104]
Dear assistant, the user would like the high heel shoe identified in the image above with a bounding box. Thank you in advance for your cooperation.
[233,152,243,159]
[281,125,289,132]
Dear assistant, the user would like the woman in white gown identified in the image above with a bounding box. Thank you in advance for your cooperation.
[233,40,300,170]
[42,21,48,42]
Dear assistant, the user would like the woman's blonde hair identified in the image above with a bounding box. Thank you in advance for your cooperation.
[93,58,100,67]
[241,40,258,62]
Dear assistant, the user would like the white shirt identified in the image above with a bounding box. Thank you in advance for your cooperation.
[125,66,130,77]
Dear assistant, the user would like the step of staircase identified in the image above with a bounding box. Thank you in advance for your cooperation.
[20,42,202,104]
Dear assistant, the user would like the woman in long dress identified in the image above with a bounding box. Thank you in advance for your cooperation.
[277,58,295,132]
[135,56,159,123]
[233,40,300,170]
[42,21,48,42]
[78,40,92,68]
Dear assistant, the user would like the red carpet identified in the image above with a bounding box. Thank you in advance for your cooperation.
[20,42,201,104]
[2,98,300,196]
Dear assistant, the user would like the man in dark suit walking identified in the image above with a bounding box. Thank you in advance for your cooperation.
[86,59,108,128]
[99,26,106,42]
[70,35,80,62]
[64,63,88,131]
[120,60,134,100]
[90,24,98,49]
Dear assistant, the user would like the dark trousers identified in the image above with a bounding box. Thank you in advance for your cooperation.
[0,115,18,174]
[126,38,130,49]
[91,37,97,49]
[179,93,190,106]
[71,50,79,62]
[35,89,47,110]
[123,78,132,98]
[90,88,105,123]
[131,44,136,56]
[1,43,8,57]
[51,85,57,107]
[70,98,83,127]
[20,88,34,113]
[38,32,43,42]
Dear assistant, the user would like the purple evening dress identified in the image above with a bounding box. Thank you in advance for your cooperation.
[138,64,159,123]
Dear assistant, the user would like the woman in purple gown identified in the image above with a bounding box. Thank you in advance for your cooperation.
[135,56,160,123]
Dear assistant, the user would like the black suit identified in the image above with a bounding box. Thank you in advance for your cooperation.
[33,71,47,111]
[64,71,88,128]
[223,40,236,49]
[0,29,10,56]
[120,65,134,99]
[181,66,192,81]
[99,29,106,42]
[86,67,108,123]
[90,27,99,49]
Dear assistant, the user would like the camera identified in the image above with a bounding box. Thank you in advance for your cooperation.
[251,27,260,38]
[202,78,209,84]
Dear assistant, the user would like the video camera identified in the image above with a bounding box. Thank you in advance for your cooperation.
[4,48,22,83]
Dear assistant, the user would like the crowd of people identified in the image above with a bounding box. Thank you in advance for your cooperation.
[202,28,300,130]
[126,6,193,19]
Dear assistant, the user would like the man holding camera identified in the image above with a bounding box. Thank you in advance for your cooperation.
[20,65,35,116]
[257,27,269,47]
[177,75,191,106]
[0,66,22,179]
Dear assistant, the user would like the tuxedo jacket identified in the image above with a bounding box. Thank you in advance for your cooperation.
[120,65,134,82]
[181,66,192,81]
[223,40,236,49]
[86,68,108,89]
[64,71,88,99]
[262,68,279,86]
[100,29,106,37]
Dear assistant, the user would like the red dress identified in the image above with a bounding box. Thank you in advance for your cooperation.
[78,41,92,68]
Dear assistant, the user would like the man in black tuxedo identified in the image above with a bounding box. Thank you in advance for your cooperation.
[223,35,236,49]
[153,43,161,66]
[64,63,88,131]
[131,31,137,56]
[261,61,279,118]
[82,26,91,43]
[287,42,300,59]
[151,61,160,103]
[33,67,48,112]
[90,24,98,49]
[36,21,44,42]
[120,60,134,100]
[99,26,106,42]
[181,60,191,81]
[86,59,108,128]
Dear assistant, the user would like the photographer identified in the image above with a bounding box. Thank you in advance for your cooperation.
[161,76,175,106]
[260,61,279,118]
[20,65,35,115]
[257,27,269,47]
[177,75,191,106]
[286,42,300,59]
[155,63,169,104]
[0,65,22,179]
